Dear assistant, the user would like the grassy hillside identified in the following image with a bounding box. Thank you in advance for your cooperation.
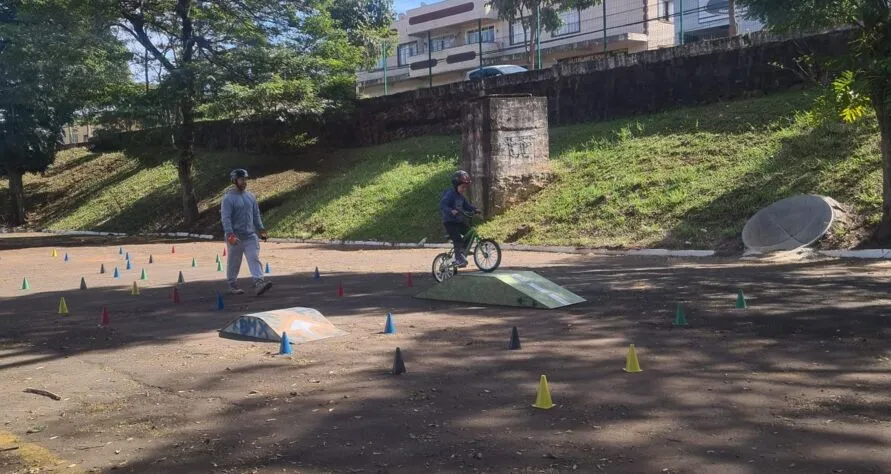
[2,89,882,250]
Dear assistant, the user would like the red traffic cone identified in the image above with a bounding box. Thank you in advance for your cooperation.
[337,281,344,297]
[171,245,176,254]
[405,272,413,287]
[222,247,227,257]
[172,286,181,303]
[100,306,110,326]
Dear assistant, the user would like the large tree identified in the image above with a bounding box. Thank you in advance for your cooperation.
[736,1,891,239]
[0,0,129,226]
[487,0,600,69]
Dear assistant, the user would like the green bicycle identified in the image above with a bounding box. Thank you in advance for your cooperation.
[432,212,502,283]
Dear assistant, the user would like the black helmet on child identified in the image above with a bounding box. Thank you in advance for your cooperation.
[451,170,471,187]
[229,168,249,182]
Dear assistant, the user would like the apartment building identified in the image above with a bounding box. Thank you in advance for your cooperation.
[674,0,763,43]
[357,0,677,97]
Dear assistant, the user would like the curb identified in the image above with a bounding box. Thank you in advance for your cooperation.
[36,229,891,260]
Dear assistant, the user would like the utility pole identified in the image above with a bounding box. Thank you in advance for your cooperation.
[728,0,737,36]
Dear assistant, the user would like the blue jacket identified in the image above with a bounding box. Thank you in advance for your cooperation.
[440,187,476,223]
[221,187,264,238]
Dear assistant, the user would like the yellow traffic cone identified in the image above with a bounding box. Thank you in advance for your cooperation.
[532,375,555,409]
[51,248,58,257]
[58,296,69,315]
[623,344,643,373]
[131,281,140,296]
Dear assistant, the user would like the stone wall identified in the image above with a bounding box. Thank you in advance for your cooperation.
[356,29,852,146]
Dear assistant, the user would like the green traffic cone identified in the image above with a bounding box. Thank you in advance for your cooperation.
[673,303,688,327]
[191,257,197,268]
[21,277,30,290]
[736,290,747,309]
[216,260,223,272]
[215,254,220,264]
[140,268,148,280]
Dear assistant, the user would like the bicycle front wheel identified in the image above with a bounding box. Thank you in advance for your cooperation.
[474,239,501,272]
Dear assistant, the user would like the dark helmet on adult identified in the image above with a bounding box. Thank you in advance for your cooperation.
[230,168,248,182]
[452,170,471,188]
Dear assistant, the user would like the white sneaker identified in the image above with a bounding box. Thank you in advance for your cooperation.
[254,279,272,296]
[229,287,245,295]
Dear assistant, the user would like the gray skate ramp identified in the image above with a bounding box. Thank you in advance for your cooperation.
[742,194,835,253]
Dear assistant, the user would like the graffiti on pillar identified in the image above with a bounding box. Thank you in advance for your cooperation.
[504,134,534,161]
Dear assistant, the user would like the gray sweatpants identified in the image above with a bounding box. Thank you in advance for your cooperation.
[227,233,264,288]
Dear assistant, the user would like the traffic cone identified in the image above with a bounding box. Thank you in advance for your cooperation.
[392,347,406,375]
[52,248,58,257]
[149,255,154,264]
[131,281,140,296]
[673,304,688,327]
[508,326,521,350]
[100,263,106,274]
[64,252,69,262]
[216,260,223,272]
[113,267,120,279]
[532,375,555,409]
[118,246,123,255]
[177,271,185,284]
[79,277,87,290]
[623,344,643,373]
[171,286,180,303]
[736,290,747,309]
[126,259,132,271]
[58,297,69,315]
[279,332,292,355]
[21,277,30,290]
[215,254,220,264]
[222,247,227,257]
[383,313,396,334]
[265,262,270,274]
[337,281,344,297]
[140,268,148,280]
[100,306,110,326]
[171,245,176,254]
[314,267,320,280]
[216,293,224,310]
[405,272,413,287]
[192,257,197,268]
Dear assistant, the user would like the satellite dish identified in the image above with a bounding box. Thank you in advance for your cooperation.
[704,0,730,14]
[741,195,836,253]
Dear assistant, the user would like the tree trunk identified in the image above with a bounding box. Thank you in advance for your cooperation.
[6,167,26,227]
[175,0,200,226]
[177,92,200,225]
[872,96,891,241]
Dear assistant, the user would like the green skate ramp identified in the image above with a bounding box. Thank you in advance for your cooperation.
[415,271,585,309]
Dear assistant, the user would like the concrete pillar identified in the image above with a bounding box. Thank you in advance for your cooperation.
[461,94,552,218]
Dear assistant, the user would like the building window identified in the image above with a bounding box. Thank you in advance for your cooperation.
[657,0,674,21]
[430,34,456,52]
[510,20,527,45]
[466,25,495,44]
[552,9,580,37]
[397,41,417,66]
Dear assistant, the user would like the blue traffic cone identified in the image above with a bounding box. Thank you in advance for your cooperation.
[314,267,320,280]
[216,293,224,310]
[265,262,271,274]
[64,252,69,262]
[113,267,120,279]
[279,332,292,355]
[126,259,132,270]
[125,252,130,261]
[119,246,123,255]
[384,313,396,334]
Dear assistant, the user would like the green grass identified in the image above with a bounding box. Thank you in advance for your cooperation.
[2,89,882,249]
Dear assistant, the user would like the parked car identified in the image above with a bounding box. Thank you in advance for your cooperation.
[466,65,528,81]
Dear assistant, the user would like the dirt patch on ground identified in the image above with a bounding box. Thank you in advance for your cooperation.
[1,234,890,473]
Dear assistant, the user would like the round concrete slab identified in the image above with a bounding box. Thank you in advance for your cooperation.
[742,194,835,253]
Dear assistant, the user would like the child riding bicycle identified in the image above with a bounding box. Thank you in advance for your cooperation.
[440,170,480,268]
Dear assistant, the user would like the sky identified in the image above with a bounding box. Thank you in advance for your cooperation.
[393,0,427,14]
